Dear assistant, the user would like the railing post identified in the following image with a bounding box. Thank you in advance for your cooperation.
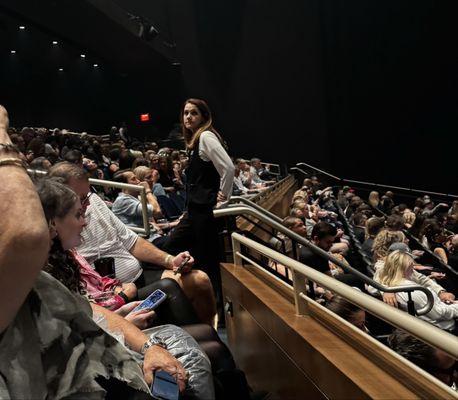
[232,236,243,266]
[292,270,309,316]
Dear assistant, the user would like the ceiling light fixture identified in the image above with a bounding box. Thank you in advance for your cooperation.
[10,50,16,54]
[58,68,64,72]
[93,63,99,67]
[19,26,25,30]
[80,54,86,58]
[52,41,58,45]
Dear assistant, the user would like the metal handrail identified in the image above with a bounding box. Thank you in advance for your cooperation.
[227,196,283,223]
[214,205,434,315]
[27,169,151,236]
[295,162,457,199]
[231,232,458,359]
[247,175,293,204]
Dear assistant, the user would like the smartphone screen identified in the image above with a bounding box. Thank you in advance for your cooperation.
[151,370,179,400]
[129,289,167,314]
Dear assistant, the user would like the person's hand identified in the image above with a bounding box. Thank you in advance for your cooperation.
[382,292,398,308]
[439,292,455,303]
[143,345,187,392]
[336,228,344,239]
[139,181,150,191]
[429,272,446,280]
[115,301,141,317]
[121,282,137,299]
[171,251,194,274]
[217,191,227,203]
[412,250,424,258]
[125,308,156,329]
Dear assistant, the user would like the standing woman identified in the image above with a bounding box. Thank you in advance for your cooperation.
[163,99,234,305]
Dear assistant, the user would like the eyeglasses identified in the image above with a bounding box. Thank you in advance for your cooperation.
[80,192,93,208]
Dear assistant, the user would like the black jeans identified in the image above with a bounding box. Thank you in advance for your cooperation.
[135,277,201,326]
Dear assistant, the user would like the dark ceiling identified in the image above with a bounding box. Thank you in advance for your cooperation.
[0,0,184,137]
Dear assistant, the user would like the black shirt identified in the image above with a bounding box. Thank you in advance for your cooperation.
[299,246,329,274]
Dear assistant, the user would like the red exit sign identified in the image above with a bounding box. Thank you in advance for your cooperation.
[140,113,150,122]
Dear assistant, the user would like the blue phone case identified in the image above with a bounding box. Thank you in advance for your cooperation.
[151,370,179,400]
[130,289,167,314]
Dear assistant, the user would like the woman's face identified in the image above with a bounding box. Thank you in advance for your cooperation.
[183,102,204,133]
[54,200,87,250]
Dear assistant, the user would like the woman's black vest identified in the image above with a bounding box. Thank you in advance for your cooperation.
[185,138,220,208]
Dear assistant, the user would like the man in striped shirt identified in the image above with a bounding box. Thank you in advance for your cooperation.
[49,162,216,325]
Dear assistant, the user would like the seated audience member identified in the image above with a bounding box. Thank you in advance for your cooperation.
[368,191,380,210]
[402,210,416,229]
[233,161,251,195]
[385,214,406,231]
[344,196,363,218]
[421,219,449,263]
[270,216,307,258]
[112,170,161,226]
[388,330,457,389]
[235,158,266,191]
[378,250,458,332]
[64,149,84,168]
[352,212,368,243]
[38,177,207,329]
[135,165,168,197]
[0,106,214,399]
[299,222,363,290]
[326,296,367,332]
[29,156,52,171]
[362,217,385,258]
[371,242,454,307]
[48,162,216,325]
[250,158,274,183]
[447,234,458,272]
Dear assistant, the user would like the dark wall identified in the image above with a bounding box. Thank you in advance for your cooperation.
[118,0,457,193]
[3,1,457,192]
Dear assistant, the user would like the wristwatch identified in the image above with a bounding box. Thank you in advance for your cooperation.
[140,336,167,355]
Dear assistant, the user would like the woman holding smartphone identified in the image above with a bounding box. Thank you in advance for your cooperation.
[164,99,234,302]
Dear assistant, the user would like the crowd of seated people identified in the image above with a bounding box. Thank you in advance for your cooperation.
[268,176,457,337]
[1,106,262,399]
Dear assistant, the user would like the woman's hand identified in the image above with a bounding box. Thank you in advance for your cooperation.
[382,292,398,308]
[115,301,141,317]
[125,308,156,329]
[217,191,227,203]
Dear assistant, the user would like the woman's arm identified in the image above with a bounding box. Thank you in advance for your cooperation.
[199,131,235,200]
[0,106,50,333]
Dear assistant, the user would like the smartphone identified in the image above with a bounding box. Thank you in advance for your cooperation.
[173,256,191,275]
[94,257,115,278]
[129,289,167,314]
[151,370,179,400]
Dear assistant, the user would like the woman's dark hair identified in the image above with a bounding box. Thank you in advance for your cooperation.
[132,157,149,169]
[29,157,50,171]
[408,214,426,238]
[118,149,136,170]
[326,296,361,323]
[421,219,443,243]
[36,177,84,294]
[180,98,225,150]
[311,221,337,240]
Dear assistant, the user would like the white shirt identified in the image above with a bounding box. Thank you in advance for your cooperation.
[76,194,142,283]
[198,131,235,200]
[396,278,458,331]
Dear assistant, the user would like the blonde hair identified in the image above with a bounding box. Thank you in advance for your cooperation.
[378,250,414,287]
[403,211,416,226]
[133,166,152,182]
[372,229,405,260]
[368,191,380,208]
